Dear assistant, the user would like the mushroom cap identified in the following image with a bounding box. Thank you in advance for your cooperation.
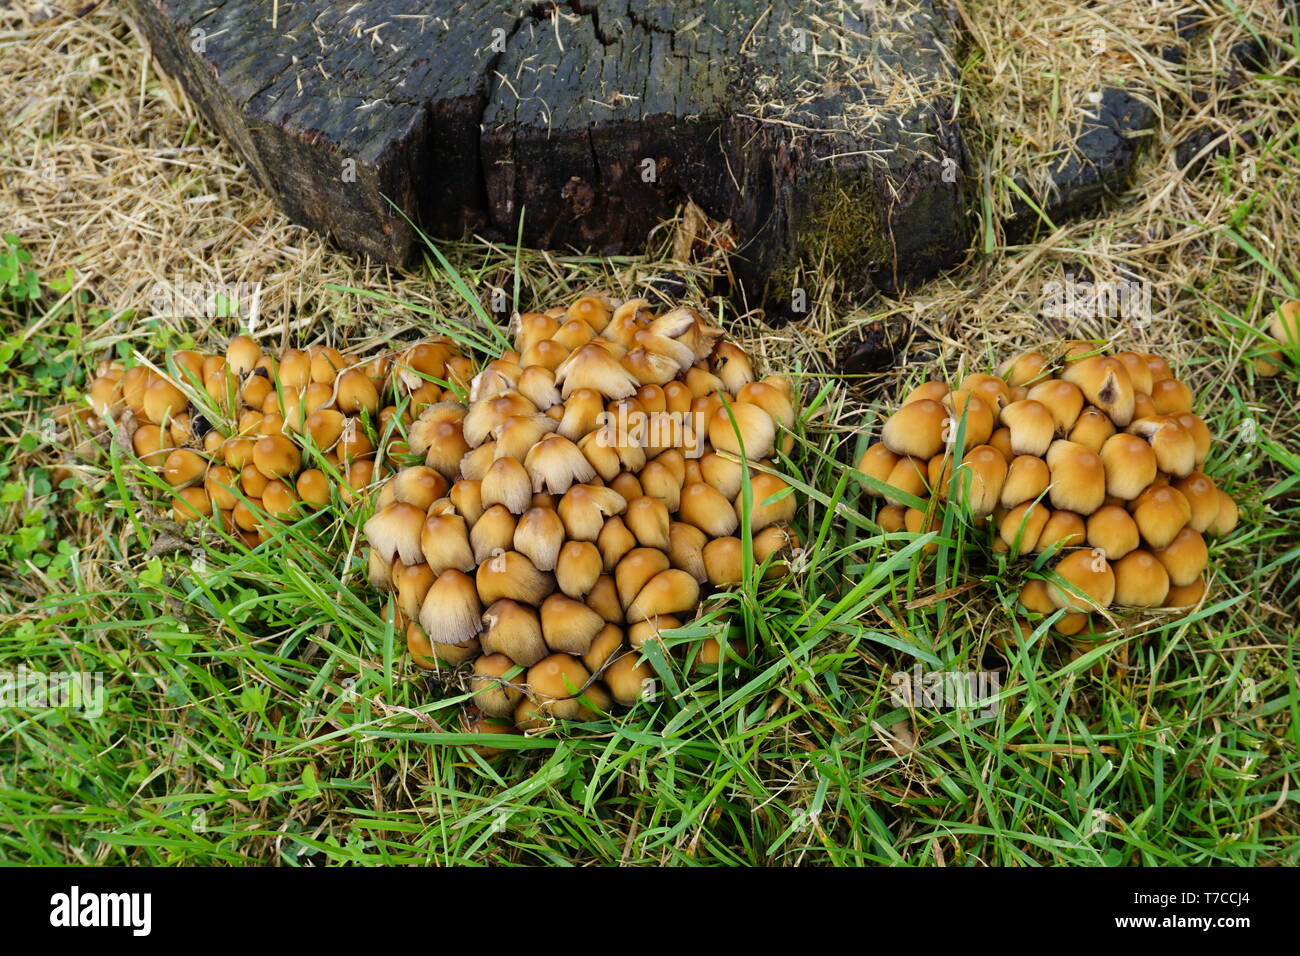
[539,594,606,654]
[1000,400,1055,457]
[703,536,743,586]
[583,623,625,672]
[881,399,947,459]
[463,392,538,447]
[625,495,672,550]
[1152,526,1208,587]
[876,504,907,533]
[449,479,485,525]
[1164,574,1208,608]
[262,479,299,518]
[365,501,426,565]
[1000,455,1050,509]
[1085,505,1140,560]
[627,569,699,623]
[708,402,776,461]
[955,445,1007,517]
[1150,377,1194,416]
[1132,485,1191,550]
[742,472,797,530]
[470,652,524,717]
[475,549,555,606]
[1127,417,1196,477]
[640,459,684,511]
[555,343,640,400]
[1045,440,1106,516]
[252,434,301,479]
[1061,356,1135,426]
[736,381,796,431]
[1112,550,1170,608]
[205,465,240,511]
[663,521,707,583]
[700,451,745,500]
[1026,379,1084,434]
[1271,300,1300,346]
[480,598,546,665]
[142,377,188,425]
[555,540,603,598]
[392,466,449,511]
[586,574,623,624]
[481,456,533,514]
[493,413,558,461]
[239,463,269,499]
[172,486,212,522]
[1036,510,1086,554]
[407,620,478,669]
[225,335,262,376]
[1000,351,1051,387]
[418,569,484,645]
[615,547,671,611]
[337,368,381,415]
[988,426,1014,461]
[604,651,654,706]
[1067,405,1117,453]
[903,380,951,405]
[392,560,436,621]
[162,449,206,487]
[943,390,995,449]
[883,455,929,508]
[1099,433,1158,500]
[524,434,597,495]
[1018,578,1055,616]
[678,481,740,537]
[903,506,935,542]
[1047,549,1116,611]
[512,506,566,571]
[857,442,901,496]
[961,373,1011,415]
[753,524,799,575]
[596,515,638,571]
[558,484,628,541]
[470,504,517,563]
[525,653,593,721]
[1113,351,1155,395]
[1173,472,1220,533]
[999,501,1049,553]
[1208,490,1238,537]
[1173,412,1212,467]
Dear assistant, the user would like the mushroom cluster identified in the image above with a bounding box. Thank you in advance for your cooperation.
[83,335,470,545]
[362,295,801,735]
[858,343,1239,638]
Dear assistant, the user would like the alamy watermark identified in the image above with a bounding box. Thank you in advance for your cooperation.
[1042,276,1153,327]
[147,277,263,325]
[593,407,708,459]
[1,665,105,718]
[889,664,1001,718]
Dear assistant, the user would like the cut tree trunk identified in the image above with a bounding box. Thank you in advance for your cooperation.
[126,0,968,315]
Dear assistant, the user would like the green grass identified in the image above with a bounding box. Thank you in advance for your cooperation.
[1,221,1296,867]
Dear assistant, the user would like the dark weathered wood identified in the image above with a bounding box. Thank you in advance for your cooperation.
[1005,88,1156,240]
[126,0,968,310]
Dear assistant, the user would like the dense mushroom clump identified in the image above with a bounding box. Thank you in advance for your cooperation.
[83,336,469,545]
[363,295,802,735]
[858,343,1239,639]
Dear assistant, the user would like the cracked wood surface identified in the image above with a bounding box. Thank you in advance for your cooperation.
[127,0,968,311]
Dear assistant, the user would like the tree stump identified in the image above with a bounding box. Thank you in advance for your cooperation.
[127,0,968,314]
